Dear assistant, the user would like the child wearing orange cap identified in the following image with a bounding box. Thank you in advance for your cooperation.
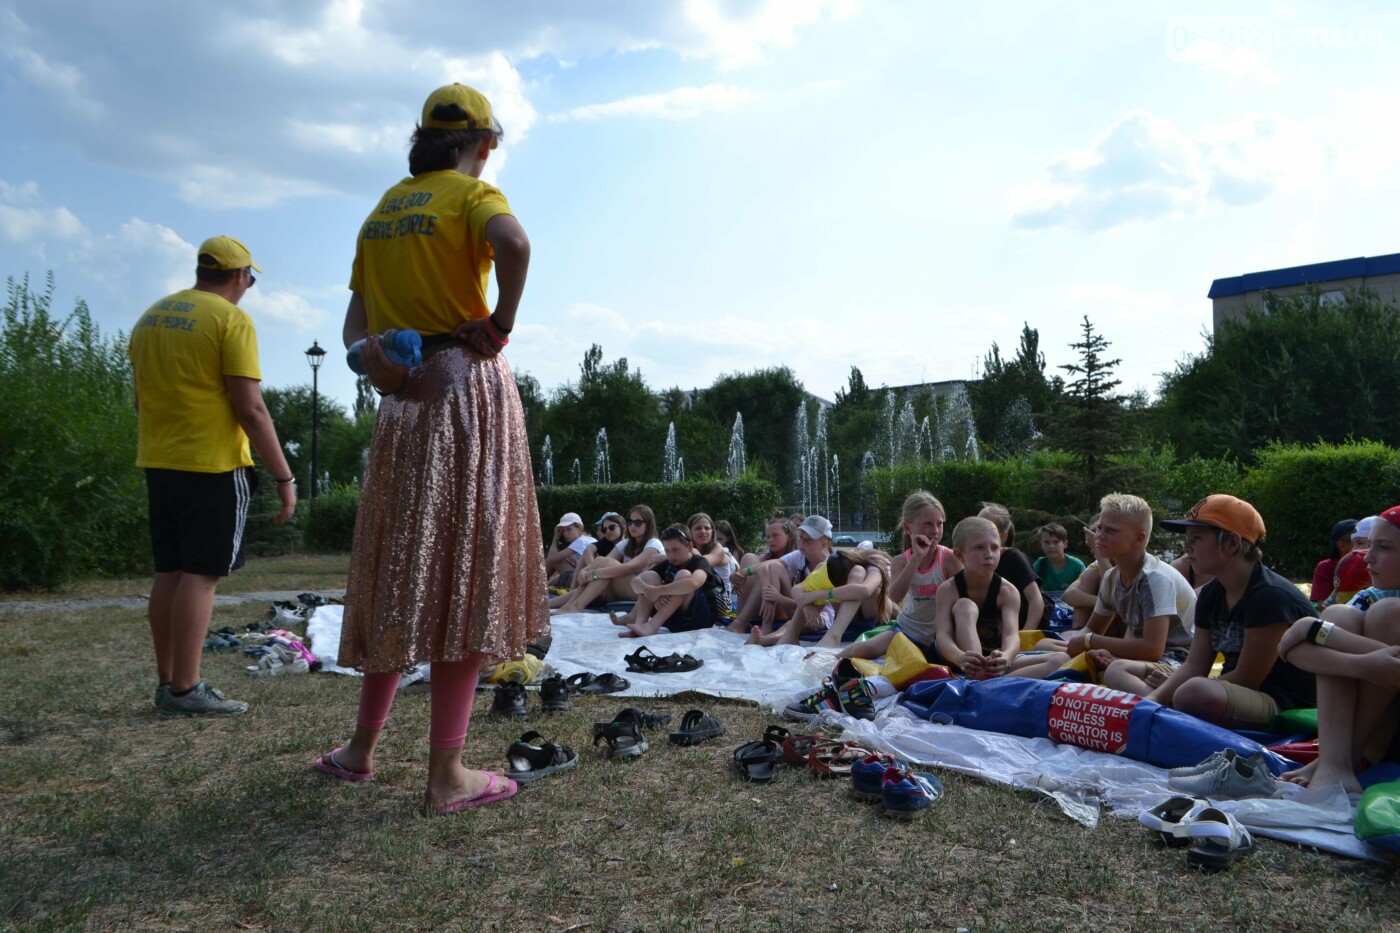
[1277,505,1400,793]
[1144,495,1316,729]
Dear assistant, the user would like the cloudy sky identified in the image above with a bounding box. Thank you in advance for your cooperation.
[2,1,1396,413]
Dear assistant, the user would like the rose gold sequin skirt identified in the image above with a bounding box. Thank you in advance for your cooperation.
[338,346,550,672]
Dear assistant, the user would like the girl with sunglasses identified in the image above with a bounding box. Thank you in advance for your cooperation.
[546,511,623,609]
[552,505,663,614]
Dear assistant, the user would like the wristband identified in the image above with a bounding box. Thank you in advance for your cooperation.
[488,313,513,335]
[827,589,835,601]
[1304,618,1323,644]
[484,317,510,347]
[275,476,295,485]
[744,566,753,577]
[1313,620,1335,645]
[1084,632,1093,649]
[591,569,598,582]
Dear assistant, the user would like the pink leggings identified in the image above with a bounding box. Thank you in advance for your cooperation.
[355,654,484,749]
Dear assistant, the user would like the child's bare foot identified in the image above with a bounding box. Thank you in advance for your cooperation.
[745,625,763,645]
[722,617,751,634]
[625,622,656,638]
[1280,759,1317,786]
[424,767,497,815]
[609,611,630,627]
[1294,760,1362,794]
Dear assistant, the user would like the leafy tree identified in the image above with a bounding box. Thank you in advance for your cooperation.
[262,385,358,489]
[541,344,664,483]
[833,365,872,408]
[690,366,808,494]
[1155,288,1400,461]
[353,375,378,418]
[0,274,147,588]
[969,323,1062,457]
[515,371,547,459]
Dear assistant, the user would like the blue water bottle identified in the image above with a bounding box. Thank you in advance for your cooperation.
[347,328,423,374]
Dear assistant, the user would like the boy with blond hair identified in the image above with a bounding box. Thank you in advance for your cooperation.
[1015,493,1195,685]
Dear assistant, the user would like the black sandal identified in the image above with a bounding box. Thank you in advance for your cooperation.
[669,709,725,746]
[505,731,579,784]
[624,647,704,674]
[623,647,664,673]
[593,710,649,760]
[595,707,670,732]
[579,672,630,694]
[564,672,596,693]
[733,739,782,783]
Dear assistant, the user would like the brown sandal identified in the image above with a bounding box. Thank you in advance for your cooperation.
[782,732,827,766]
[809,741,870,778]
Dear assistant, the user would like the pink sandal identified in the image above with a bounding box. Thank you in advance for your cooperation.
[313,748,374,782]
[431,773,518,816]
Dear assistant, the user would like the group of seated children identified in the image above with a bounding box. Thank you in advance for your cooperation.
[544,491,1400,796]
[548,506,740,636]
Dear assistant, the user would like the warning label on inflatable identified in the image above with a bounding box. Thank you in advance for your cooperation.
[1046,683,1143,754]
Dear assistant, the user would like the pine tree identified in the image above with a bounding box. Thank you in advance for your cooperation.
[1046,315,1129,490]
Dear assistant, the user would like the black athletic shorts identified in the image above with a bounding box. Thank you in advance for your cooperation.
[666,588,716,634]
[145,467,258,576]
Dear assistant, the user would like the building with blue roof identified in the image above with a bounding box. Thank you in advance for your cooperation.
[1209,252,1400,329]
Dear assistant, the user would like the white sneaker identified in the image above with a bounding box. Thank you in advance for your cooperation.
[1186,807,1255,870]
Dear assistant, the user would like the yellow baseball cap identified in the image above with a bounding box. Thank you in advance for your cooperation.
[421,83,503,135]
[197,235,262,272]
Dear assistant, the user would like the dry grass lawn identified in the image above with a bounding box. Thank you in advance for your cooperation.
[2,593,1398,931]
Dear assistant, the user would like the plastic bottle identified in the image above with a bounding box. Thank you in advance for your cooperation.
[347,328,424,375]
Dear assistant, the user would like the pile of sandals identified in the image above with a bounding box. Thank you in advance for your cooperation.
[731,726,873,783]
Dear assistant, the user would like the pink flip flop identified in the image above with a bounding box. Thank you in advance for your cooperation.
[313,748,374,782]
[432,773,519,816]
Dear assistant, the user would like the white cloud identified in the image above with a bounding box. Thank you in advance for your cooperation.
[1009,109,1329,232]
[0,179,41,204]
[75,218,196,299]
[0,2,853,207]
[241,289,332,332]
[679,0,861,70]
[0,203,85,245]
[0,177,87,263]
[551,84,754,121]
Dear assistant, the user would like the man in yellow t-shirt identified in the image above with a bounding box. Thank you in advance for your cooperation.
[129,235,297,717]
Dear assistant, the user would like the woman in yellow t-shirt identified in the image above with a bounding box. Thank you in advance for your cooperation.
[314,84,548,816]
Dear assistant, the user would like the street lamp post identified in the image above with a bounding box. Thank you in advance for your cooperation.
[305,341,326,499]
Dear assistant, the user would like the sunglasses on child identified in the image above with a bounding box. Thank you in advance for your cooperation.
[627,519,646,526]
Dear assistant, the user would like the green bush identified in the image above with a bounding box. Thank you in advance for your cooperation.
[302,483,362,553]
[1159,454,1245,512]
[1240,440,1400,578]
[870,459,1033,535]
[0,275,150,590]
[535,476,780,549]
[242,464,305,557]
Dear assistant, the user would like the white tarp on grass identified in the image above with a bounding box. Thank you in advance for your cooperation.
[306,606,1375,861]
[306,608,844,703]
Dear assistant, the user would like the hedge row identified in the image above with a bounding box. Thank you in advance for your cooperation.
[534,477,781,548]
[289,476,782,554]
[870,441,1399,578]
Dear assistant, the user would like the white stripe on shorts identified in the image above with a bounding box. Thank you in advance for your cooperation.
[228,468,251,574]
